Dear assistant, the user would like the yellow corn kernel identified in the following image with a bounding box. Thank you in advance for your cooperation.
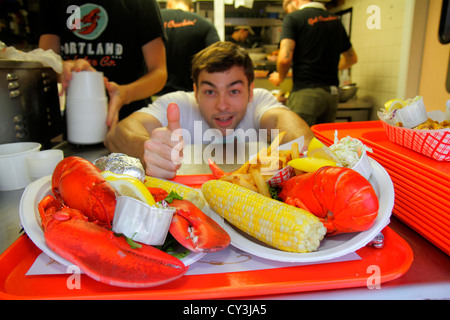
[201,180,326,253]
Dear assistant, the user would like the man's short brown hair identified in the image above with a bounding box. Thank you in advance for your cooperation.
[191,41,254,87]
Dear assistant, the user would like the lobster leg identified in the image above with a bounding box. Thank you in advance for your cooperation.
[169,199,231,253]
[39,195,188,288]
[208,158,229,179]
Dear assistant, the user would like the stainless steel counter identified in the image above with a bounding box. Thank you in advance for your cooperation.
[1,142,449,300]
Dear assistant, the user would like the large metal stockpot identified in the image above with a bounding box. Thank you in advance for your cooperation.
[0,60,63,148]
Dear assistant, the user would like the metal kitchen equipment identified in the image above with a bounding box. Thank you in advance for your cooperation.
[0,60,64,149]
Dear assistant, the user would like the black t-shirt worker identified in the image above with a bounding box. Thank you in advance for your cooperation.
[39,0,167,126]
[270,0,358,126]
[158,0,220,95]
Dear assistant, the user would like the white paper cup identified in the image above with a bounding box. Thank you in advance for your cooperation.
[0,142,41,191]
[26,149,64,181]
[351,150,373,180]
[66,71,106,99]
[112,196,175,246]
[66,97,108,144]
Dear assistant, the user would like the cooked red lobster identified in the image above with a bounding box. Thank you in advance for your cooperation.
[51,156,116,228]
[38,156,230,288]
[150,187,231,253]
[279,166,379,236]
[38,195,188,288]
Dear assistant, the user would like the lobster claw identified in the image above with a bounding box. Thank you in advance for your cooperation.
[38,195,188,288]
[169,199,231,253]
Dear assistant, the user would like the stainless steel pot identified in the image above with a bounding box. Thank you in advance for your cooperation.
[0,60,64,148]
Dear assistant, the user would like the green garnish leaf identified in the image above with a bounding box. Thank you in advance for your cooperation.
[114,232,142,249]
[155,234,191,259]
[164,190,183,203]
[170,248,191,259]
[268,184,281,201]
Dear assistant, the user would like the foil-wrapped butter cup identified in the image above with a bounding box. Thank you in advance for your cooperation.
[351,150,373,180]
[94,153,145,181]
[112,196,175,246]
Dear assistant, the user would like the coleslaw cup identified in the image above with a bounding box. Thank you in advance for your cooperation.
[351,150,373,180]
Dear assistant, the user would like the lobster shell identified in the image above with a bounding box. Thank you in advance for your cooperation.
[279,166,379,235]
[51,156,116,227]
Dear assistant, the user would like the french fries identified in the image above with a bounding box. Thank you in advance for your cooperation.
[219,131,302,198]
[291,142,303,176]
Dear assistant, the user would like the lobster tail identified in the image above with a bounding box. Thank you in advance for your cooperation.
[280,166,379,236]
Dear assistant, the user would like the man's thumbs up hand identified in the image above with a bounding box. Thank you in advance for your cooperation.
[143,103,184,179]
[167,103,182,132]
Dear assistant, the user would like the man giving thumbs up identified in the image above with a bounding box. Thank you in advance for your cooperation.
[105,41,314,179]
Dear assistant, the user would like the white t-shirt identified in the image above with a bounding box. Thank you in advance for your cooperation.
[137,88,288,143]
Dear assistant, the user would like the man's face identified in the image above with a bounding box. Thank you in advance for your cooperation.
[194,65,254,136]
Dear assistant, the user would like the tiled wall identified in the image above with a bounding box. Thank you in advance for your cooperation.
[336,0,408,118]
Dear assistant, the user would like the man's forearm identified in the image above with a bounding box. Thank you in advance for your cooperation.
[120,68,167,106]
[276,39,295,82]
[277,110,314,146]
[260,108,314,148]
[104,117,151,165]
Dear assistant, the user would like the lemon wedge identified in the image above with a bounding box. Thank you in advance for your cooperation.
[306,137,340,163]
[384,99,405,112]
[101,171,156,206]
[288,157,336,173]
[307,137,326,154]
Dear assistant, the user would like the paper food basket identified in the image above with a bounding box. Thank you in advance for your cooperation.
[378,113,450,161]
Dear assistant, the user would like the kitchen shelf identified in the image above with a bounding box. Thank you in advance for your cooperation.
[225,17,282,27]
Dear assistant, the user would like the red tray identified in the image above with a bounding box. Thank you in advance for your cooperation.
[393,204,450,255]
[369,153,450,204]
[312,122,450,255]
[1,172,413,300]
[361,131,450,183]
[311,121,385,145]
[313,122,450,182]
[366,146,450,189]
[0,226,412,300]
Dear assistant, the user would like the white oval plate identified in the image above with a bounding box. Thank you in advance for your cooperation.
[21,157,393,265]
[19,176,205,267]
[202,158,394,263]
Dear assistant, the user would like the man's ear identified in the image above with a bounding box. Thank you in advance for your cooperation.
[193,83,198,99]
[248,82,255,103]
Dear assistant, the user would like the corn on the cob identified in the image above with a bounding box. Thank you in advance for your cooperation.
[201,180,326,253]
[144,176,205,209]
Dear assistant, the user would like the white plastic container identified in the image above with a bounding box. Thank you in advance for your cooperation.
[351,150,373,180]
[112,196,176,246]
[65,97,108,144]
[26,149,64,181]
[66,71,106,99]
[0,142,41,191]
[66,71,108,144]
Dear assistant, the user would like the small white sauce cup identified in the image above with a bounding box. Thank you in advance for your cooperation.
[112,196,176,246]
[0,142,41,191]
[26,149,64,181]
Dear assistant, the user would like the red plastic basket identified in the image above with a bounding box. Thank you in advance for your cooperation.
[380,120,450,161]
